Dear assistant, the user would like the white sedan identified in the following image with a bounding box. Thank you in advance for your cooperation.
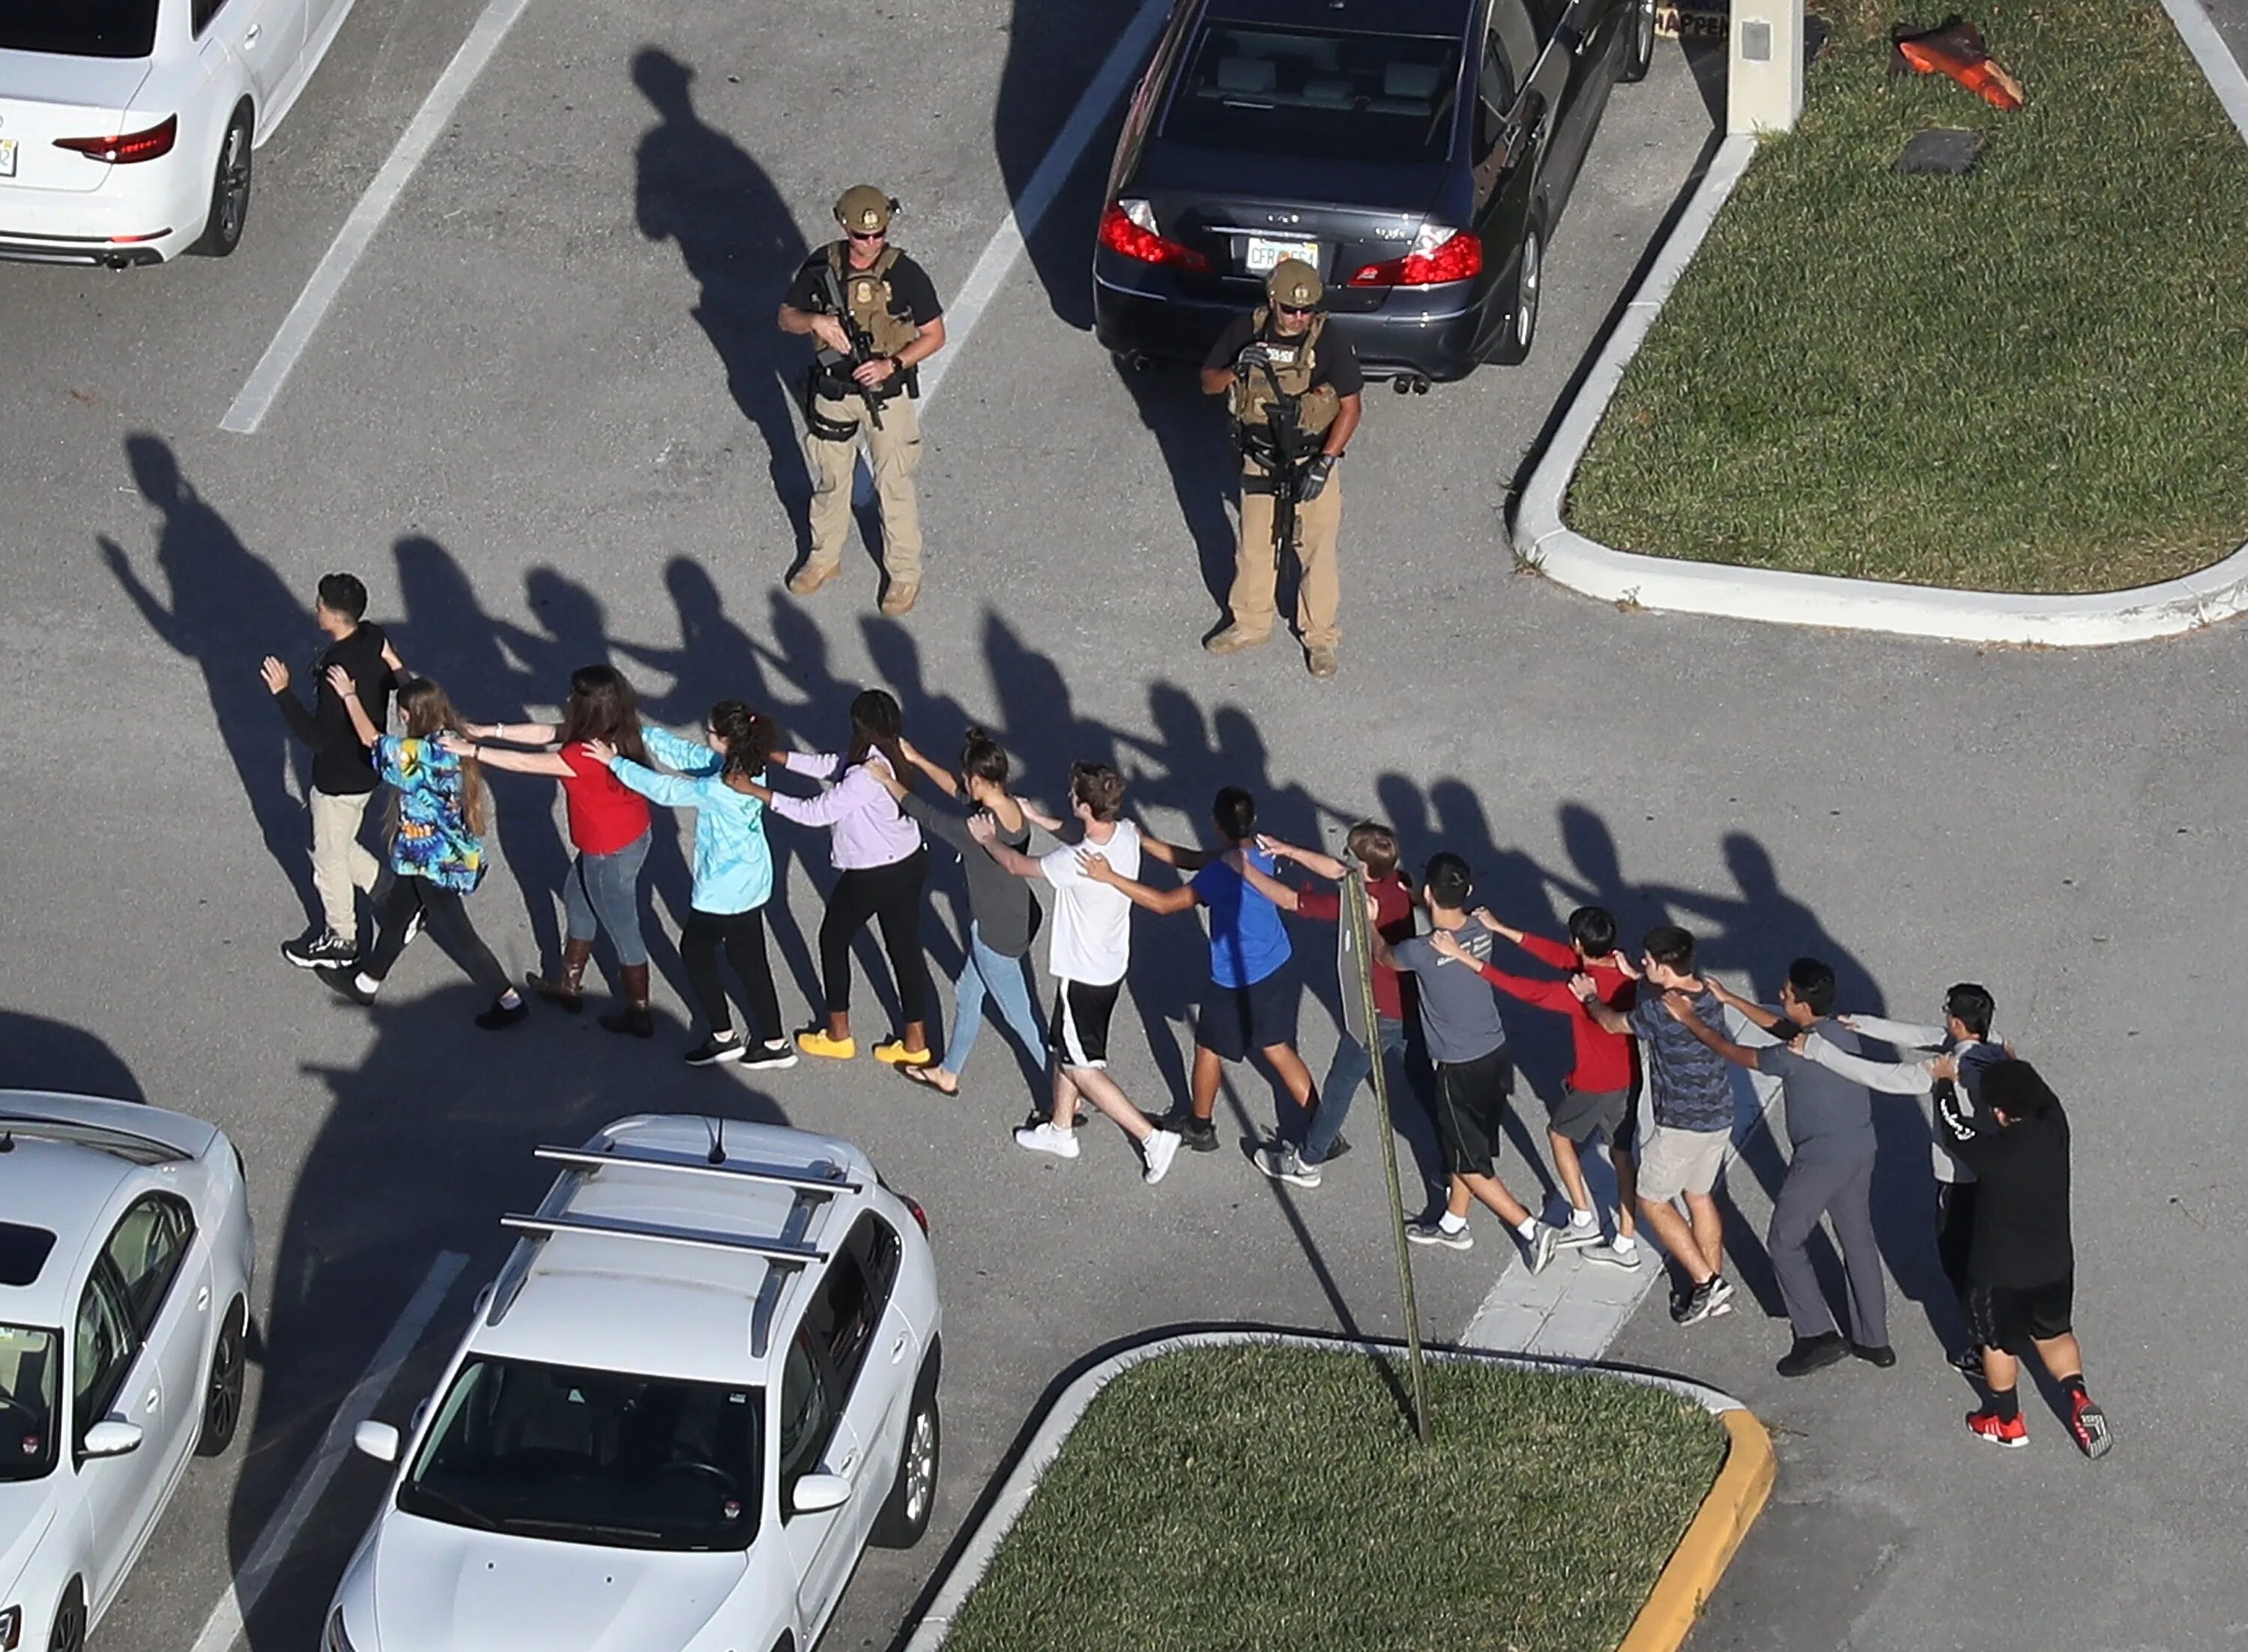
[0,0,363,266]
[0,1092,256,1652]
[328,1116,942,1652]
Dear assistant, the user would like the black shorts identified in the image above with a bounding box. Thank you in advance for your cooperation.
[1195,960,1301,1062]
[1432,1047,1512,1179]
[1549,1083,1637,1151]
[1050,978,1122,1069]
[1965,1276,2075,1351]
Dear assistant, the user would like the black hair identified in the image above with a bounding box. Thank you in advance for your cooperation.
[958,727,1010,788]
[1567,906,1617,957]
[1212,786,1257,844]
[316,572,368,623]
[845,689,912,791]
[1643,925,1696,974]
[1946,983,1995,1040]
[1980,1058,2057,1122]
[558,665,648,766]
[1786,956,1838,1017]
[708,701,779,781]
[1423,851,1472,910]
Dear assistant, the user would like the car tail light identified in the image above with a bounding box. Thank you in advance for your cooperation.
[1099,199,1212,273]
[901,1194,929,1235]
[1349,223,1483,288]
[55,115,178,164]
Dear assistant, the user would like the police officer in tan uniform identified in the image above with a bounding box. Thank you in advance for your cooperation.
[778,186,947,616]
[1199,258,1363,679]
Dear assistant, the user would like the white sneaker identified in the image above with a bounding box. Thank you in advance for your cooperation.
[1013,1121,1081,1161]
[1555,1214,1604,1250]
[1584,1239,1643,1269]
[1142,1128,1181,1184]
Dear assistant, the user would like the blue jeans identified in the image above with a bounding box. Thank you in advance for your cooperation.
[942,924,1047,1074]
[1305,1015,1406,1164]
[563,829,651,966]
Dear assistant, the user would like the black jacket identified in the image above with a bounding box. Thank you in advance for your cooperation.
[1938,1083,2073,1287]
[274,622,397,796]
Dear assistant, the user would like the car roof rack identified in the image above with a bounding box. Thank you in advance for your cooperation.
[486,1132,862,1357]
[531,1141,865,1196]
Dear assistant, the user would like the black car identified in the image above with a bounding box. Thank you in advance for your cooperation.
[1092,0,1656,386]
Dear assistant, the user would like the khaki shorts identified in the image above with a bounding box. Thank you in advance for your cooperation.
[1637,1122,1729,1202]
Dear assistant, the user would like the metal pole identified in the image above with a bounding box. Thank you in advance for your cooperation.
[1346,862,1432,1444]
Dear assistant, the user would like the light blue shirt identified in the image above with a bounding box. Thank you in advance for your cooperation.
[608,727,773,915]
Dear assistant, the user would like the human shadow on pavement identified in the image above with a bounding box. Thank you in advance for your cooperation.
[0,1010,142,1101]
[100,434,316,924]
[632,47,820,574]
[1118,365,1243,619]
[231,986,794,1652]
[994,0,1131,330]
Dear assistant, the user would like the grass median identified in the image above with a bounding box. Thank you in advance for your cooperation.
[938,1345,1726,1652]
[1567,0,2248,593]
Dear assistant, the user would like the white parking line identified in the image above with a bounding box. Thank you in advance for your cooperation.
[916,0,1170,408]
[218,0,539,434]
[187,1251,469,1652]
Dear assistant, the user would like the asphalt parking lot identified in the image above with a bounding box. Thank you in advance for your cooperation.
[4,0,2245,1648]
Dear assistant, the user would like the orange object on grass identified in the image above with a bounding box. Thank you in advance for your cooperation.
[1894,20,2026,112]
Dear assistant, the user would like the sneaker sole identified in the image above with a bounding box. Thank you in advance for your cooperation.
[686,1050,746,1067]
[1969,1427,2028,1449]
[1014,1138,1081,1161]
[2072,1410,2114,1459]
[1406,1232,1473,1251]
[1586,1248,1643,1268]
[740,1053,800,1071]
[280,946,342,969]
[1553,1229,1604,1250]
[1252,1157,1320,1189]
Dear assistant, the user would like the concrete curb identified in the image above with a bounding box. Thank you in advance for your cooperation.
[901,1328,1771,1651]
[1617,1410,1777,1652]
[1514,4,2248,648]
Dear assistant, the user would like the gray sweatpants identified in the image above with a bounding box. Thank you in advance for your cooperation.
[1768,1152,1888,1346]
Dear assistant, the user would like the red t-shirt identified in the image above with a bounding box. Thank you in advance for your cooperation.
[558,742,653,856]
[1296,872,1415,1021]
[1480,931,1637,1093]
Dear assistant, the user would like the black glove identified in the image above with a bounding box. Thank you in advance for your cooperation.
[1299,454,1336,503]
[1234,342,1274,375]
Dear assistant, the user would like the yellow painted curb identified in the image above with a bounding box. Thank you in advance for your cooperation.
[1617,1409,1777,1652]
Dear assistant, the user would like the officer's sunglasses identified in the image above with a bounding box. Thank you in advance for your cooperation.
[847,228,886,243]
[1275,303,1316,316]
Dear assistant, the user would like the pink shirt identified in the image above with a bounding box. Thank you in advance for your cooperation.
[769,751,923,870]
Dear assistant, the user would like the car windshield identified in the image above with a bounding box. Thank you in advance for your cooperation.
[0,0,161,58]
[1161,23,1461,163]
[0,1325,61,1483]
[398,1358,764,1551]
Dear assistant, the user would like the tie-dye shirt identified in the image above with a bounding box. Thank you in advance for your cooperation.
[375,736,486,892]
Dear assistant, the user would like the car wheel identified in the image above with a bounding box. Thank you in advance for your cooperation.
[48,1581,86,1652]
[1492,223,1543,366]
[1619,0,1658,82]
[871,1371,939,1548]
[196,1298,248,1457]
[192,105,254,258]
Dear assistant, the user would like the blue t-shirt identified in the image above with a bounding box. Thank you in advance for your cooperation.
[1190,848,1293,988]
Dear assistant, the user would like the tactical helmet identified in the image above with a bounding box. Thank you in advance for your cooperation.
[1266,258,1323,308]
[835,185,897,235]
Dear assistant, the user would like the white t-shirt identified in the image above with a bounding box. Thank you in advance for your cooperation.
[1038,820,1142,987]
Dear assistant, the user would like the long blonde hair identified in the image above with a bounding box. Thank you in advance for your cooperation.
[395,677,490,840]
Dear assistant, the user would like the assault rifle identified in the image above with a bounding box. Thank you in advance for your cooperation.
[1238,350,1311,565]
[816,261,886,432]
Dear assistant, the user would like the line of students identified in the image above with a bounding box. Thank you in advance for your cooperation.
[265,589,2106,1456]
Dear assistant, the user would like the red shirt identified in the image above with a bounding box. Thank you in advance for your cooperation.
[1480,932,1637,1093]
[1296,872,1415,1021]
[558,742,653,855]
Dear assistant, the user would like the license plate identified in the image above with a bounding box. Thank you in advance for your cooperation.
[0,139,16,179]
[1245,235,1320,274]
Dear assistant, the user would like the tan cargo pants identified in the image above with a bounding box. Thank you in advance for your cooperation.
[310,787,381,944]
[1227,461,1341,650]
[804,390,922,584]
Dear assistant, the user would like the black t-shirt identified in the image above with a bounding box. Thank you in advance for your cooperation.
[1205,312,1364,397]
[782,245,944,329]
[1942,1088,2073,1287]
[275,621,398,797]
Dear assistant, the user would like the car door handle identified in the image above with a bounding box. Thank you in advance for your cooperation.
[197,1283,211,1311]
[836,1448,856,1474]
[144,1388,161,1413]
[889,1333,908,1365]
[245,22,262,43]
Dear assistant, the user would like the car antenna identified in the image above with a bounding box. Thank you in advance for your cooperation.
[708,1116,727,1166]
[0,1130,12,1154]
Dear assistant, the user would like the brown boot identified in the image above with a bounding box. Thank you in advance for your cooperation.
[599,963,655,1038]
[880,577,921,617]
[528,937,594,1011]
[788,561,841,597]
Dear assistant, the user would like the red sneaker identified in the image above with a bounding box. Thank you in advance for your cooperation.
[1966,1407,2028,1448]
[2066,1391,2114,1459]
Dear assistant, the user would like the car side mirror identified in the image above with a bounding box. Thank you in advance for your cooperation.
[354,1420,402,1463]
[82,1420,145,1459]
[791,1473,853,1515]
